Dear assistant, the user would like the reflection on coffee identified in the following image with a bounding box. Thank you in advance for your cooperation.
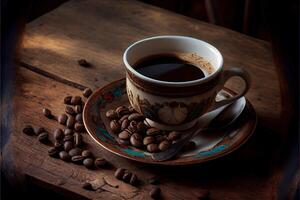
[133,53,214,82]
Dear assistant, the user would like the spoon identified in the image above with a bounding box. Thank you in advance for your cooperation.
[151,97,246,161]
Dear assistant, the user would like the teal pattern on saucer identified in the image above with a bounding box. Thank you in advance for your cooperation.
[196,145,228,157]
[122,148,145,158]
[97,127,114,142]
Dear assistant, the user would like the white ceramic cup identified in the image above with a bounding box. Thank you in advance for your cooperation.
[123,36,250,130]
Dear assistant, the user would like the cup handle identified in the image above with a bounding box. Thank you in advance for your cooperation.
[211,67,251,109]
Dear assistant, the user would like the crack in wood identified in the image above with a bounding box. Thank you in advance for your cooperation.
[19,61,87,90]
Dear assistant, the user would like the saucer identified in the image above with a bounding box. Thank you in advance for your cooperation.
[83,78,257,165]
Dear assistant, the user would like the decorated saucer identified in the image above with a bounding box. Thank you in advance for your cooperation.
[83,78,257,165]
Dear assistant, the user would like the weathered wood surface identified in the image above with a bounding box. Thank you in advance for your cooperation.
[3,0,285,199]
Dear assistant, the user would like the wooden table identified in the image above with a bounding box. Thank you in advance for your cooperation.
[4,0,284,199]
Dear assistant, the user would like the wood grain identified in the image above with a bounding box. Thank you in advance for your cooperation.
[20,0,281,130]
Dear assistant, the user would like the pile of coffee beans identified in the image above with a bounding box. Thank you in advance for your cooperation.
[114,168,139,186]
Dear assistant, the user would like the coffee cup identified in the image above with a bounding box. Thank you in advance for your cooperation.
[123,36,250,130]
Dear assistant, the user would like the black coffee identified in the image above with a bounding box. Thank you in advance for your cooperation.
[133,54,208,82]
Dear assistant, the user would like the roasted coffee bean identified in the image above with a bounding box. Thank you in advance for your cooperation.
[64,96,72,104]
[54,141,63,150]
[71,96,81,105]
[64,128,73,135]
[23,125,34,135]
[130,133,143,147]
[110,120,120,133]
[147,143,159,153]
[197,189,210,200]
[146,128,161,136]
[128,121,137,132]
[75,105,83,114]
[75,113,83,122]
[150,187,161,199]
[148,177,160,185]
[48,147,58,157]
[129,174,138,186]
[155,135,166,143]
[36,127,45,135]
[121,119,130,131]
[64,141,73,152]
[43,108,52,118]
[168,131,181,141]
[158,140,171,151]
[59,151,71,161]
[54,128,64,140]
[116,106,130,117]
[143,136,155,145]
[64,134,74,142]
[94,158,107,168]
[68,148,82,157]
[78,59,91,67]
[122,170,132,183]
[128,113,144,121]
[58,114,68,125]
[65,106,76,115]
[183,141,196,151]
[114,168,126,180]
[74,122,85,132]
[66,116,76,129]
[119,114,129,123]
[83,158,94,169]
[83,88,93,98]
[82,182,93,190]
[72,155,85,164]
[117,139,130,146]
[105,109,117,119]
[128,105,135,113]
[82,150,93,158]
[137,122,147,132]
[74,132,83,147]
[118,130,131,140]
[38,132,48,143]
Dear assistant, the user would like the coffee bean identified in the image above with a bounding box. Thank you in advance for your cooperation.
[147,143,159,153]
[148,177,160,185]
[38,132,48,143]
[94,158,107,168]
[64,141,74,152]
[75,113,83,122]
[83,88,92,98]
[121,119,129,131]
[74,132,83,147]
[119,114,129,123]
[65,106,76,115]
[66,116,76,129]
[72,155,85,164]
[75,105,83,114]
[74,122,85,132]
[146,128,161,136]
[82,150,93,158]
[64,134,74,142]
[155,135,166,143]
[43,108,52,118]
[158,140,170,151]
[78,59,91,67]
[114,168,125,180]
[183,141,196,151]
[23,125,34,135]
[58,114,68,125]
[64,96,72,104]
[118,130,131,140]
[54,128,64,140]
[116,106,130,117]
[48,147,58,157]
[59,151,70,161]
[128,113,144,121]
[137,122,147,132]
[197,189,210,200]
[54,141,63,150]
[143,136,155,145]
[130,133,143,147]
[71,96,82,105]
[128,121,137,132]
[36,127,45,135]
[117,138,130,146]
[83,158,94,169]
[69,148,82,157]
[110,120,120,133]
[105,109,117,119]
[64,128,73,135]
[149,187,161,199]
[168,131,181,141]
[129,174,138,186]
[128,105,135,113]
[82,182,93,190]
[122,170,132,183]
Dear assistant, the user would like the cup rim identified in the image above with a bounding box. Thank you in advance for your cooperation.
[123,35,223,87]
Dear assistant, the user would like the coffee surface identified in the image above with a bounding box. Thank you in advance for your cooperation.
[133,53,213,82]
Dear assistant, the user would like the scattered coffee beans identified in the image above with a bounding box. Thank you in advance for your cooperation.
[66,106,76,115]
[116,106,130,117]
[74,122,85,132]
[74,132,83,147]
[75,105,82,114]
[72,155,85,164]
[82,150,93,158]
[54,141,63,150]
[66,116,76,129]
[83,158,94,169]
[128,113,144,121]
[83,88,92,98]
[130,133,143,147]
[54,128,64,140]
[158,140,171,151]
[143,136,155,146]
[64,134,74,142]
[59,151,71,161]
[94,158,107,168]
[36,127,45,135]
[58,114,68,125]
[168,131,181,141]
[64,141,74,152]
[71,96,81,105]
[69,148,82,157]
[64,96,72,104]
[150,187,161,199]
[110,120,120,133]
[122,170,132,183]
[64,128,73,135]
[114,168,125,180]
[43,108,52,118]
[146,128,161,136]
[106,109,118,119]
[129,174,138,186]
[78,59,91,67]
[75,113,83,122]
[38,132,48,143]
[48,147,58,157]
[82,182,93,190]
[23,125,35,135]
[147,143,159,153]
[118,130,131,140]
